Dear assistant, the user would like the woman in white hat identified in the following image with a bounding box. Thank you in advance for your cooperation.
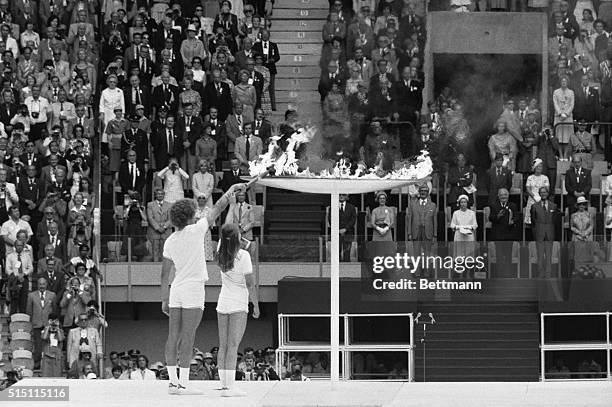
[450,194,478,271]
[524,158,550,225]
[570,196,593,242]
[370,191,393,241]
[180,24,208,68]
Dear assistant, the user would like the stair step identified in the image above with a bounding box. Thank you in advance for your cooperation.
[414,373,539,382]
[266,210,325,222]
[277,66,322,79]
[271,20,325,32]
[276,90,321,103]
[268,223,323,232]
[278,43,322,55]
[276,78,320,91]
[266,193,328,205]
[273,8,329,19]
[424,331,538,341]
[279,0,329,9]
[419,348,539,358]
[424,339,538,349]
[273,31,323,43]
[279,54,320,66]
[424,313,537,323]
[431,322,540,330]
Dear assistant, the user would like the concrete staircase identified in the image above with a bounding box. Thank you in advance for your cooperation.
[270,0,327,124]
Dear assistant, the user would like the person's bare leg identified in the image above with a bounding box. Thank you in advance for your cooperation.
[176,307,204,394]
[165,308,181,392]
[222,312,248,397]
[217,313,230,390]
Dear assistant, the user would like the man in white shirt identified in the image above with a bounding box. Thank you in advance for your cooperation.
[1,24,18,58]
[1,206,32,255]
[6,239,33,275]
[24,85,50,142]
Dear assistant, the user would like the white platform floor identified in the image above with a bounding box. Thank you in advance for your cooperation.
[8,378,612,407]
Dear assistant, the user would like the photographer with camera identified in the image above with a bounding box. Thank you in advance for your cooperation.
[536,124,560,194]
[23,84,51,143]
[156,156,189,203]
[85,300,108,332]
[121,191,149,261]
[66,311,102,373]
[40,312,64,377]
[60,276,92,333]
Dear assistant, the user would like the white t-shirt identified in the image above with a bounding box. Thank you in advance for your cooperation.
[163,217,210,288]
[218,249,252,303]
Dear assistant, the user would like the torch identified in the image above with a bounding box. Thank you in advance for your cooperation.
[244,165,276,190]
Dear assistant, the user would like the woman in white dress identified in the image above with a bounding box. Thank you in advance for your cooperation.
[194,195,214,261]
[98,75,125,137]
[157,157,189,203]
[192,159,215,208]
[450,195,478,271]
[524,158,550,225]
[574,3,596,28]
[216,223,260,397]
[553,76,574,160]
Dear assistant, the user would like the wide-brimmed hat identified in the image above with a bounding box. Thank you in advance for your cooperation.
[576,196,588,206]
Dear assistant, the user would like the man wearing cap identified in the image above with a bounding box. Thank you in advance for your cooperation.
[124,75,151,117]
[565,154,592,215]
[122,115,149,168]
[570,120,594,169]
[484,152,513,206]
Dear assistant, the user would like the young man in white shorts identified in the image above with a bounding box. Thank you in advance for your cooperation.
[161,183,245,395]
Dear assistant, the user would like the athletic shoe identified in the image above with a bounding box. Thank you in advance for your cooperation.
[222,388,247,397]
[169,384,203,395]
[215,386,229,391]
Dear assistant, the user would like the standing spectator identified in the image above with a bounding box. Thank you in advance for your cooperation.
[393,66,422,127]
[117,150,145,196]
[27,277,56,369]
[225,103,246,160]
[40,313,64,377]
[157,157,189,203]
[36,256,65,301]
[234,122,263,174]
[1,207,32,253]
[484,153,513,206]
[565,155,592,214]
[146,189,172,263]
[220,158,243,192]
[151,114,183,172]
[23,85,50,146]
[6,240,31,314]
[553,76,575,160]
[338,194,356,262]
[524,159,550,225]
[489,188,519,277]
[104,107,129,172]
[121,115,149,168]
[203,69,233,121]
[447,153,474,209]
[233,70,257,123]
[85,301,108,332]
[530,187,558,277]
[0,168,19,224]
[406,185,437,258]
[18,164,43,222]
[450,195,478,267]
[130,355,157,380]
[60,277,92,333]
[252,29,280,111]
[121,193,148,261]
[66,312,103,369]
[570,120,594,169]
[488,121,518,172]
[6,239,34,276]
[370,191,393,241]
[224,190,255,242]
[176,103,203,177]
[37,221,66,263]
[537,126,560,192]
[195,125,218,169]
[192,159,215,208]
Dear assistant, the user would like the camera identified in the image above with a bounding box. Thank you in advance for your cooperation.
[170,162,178,169]
[49,320,59,331]
[32,112,39,119]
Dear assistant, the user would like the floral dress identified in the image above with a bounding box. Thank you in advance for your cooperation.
[195,206,214,261]
[254,65,271,117]
[524,174,550,224]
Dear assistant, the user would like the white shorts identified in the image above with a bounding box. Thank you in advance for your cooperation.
[169,283,205,310]
[216,296,248,314]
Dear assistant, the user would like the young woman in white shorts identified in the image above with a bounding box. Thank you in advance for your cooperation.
[216,223,260,397]
[160,183,244,395]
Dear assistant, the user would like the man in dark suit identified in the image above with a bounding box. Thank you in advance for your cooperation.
[131,45,156,86]
[20,141,43,171]
[204,107,228,164]
[153,17,181,52]
[27,277,57,369]
[36,207,66,243]
[393,66,422,126]
[35,253,65,294]
[318,60,345,102]
[406,185,437,269]
[530,186,558,277]
[565,154,592,214]
[252,108,273,146]
[151,115,183,171]
[484,153,513,206]
[66,105,95,140]
[102,11,127,41]
[234,37,255,73]
[245,58,265,108]
[0,90,16,127]
[489,188,519,277]
[37,221,67,263]
[151,72,179,118]
[573,73,599,121]
[18,164,43,222]
[124,75,152,117]
[118,150,146,196]
[220,158,243,192]
[252,29,280,110]
[537,126,560,192]
[338,194,357,262]
[203,69,233,121]
[176,103,203,176]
